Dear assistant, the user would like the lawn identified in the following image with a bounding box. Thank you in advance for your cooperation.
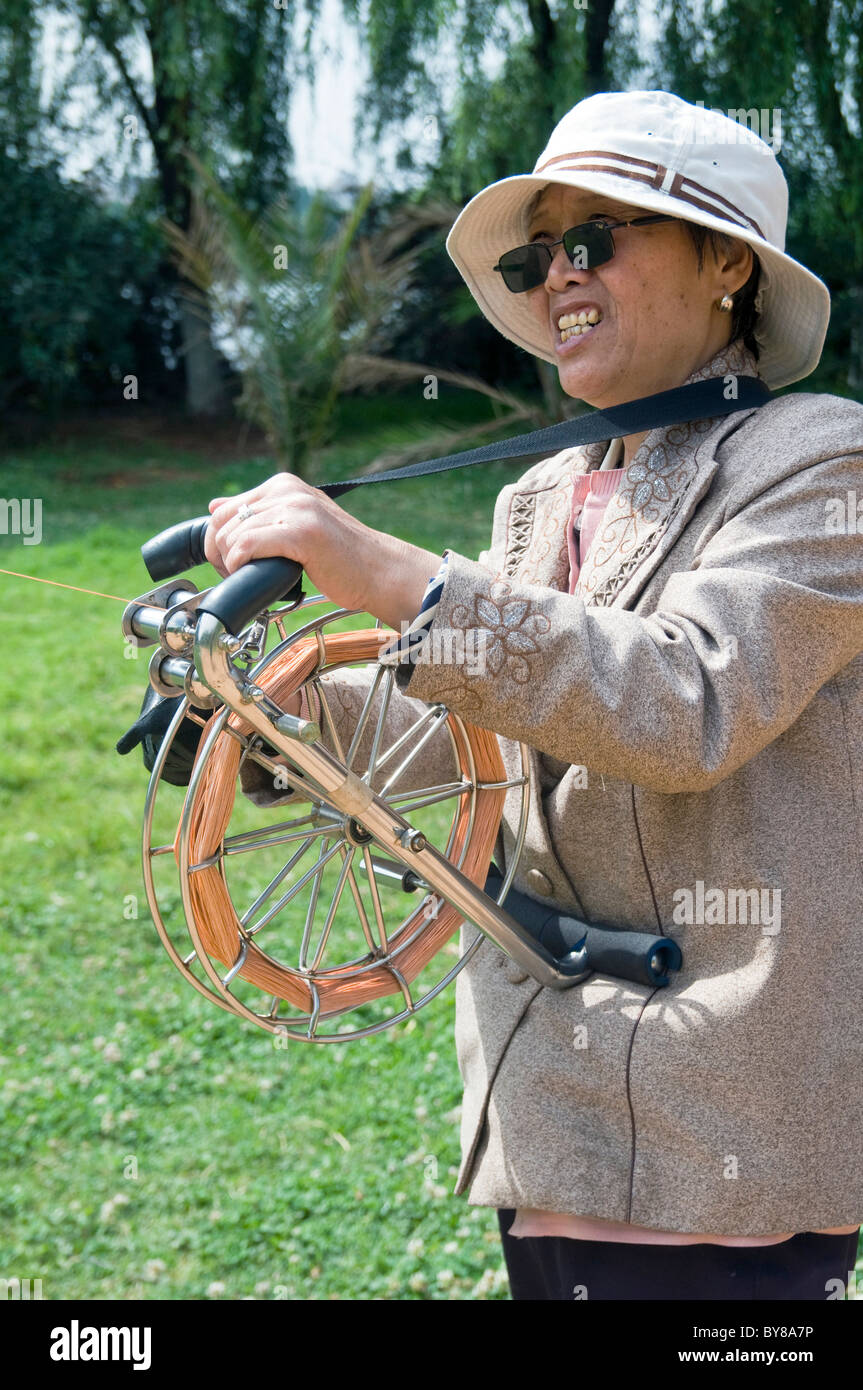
[0,391,520,1301]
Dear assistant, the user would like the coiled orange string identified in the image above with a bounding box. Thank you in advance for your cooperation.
[175,630,506,1014]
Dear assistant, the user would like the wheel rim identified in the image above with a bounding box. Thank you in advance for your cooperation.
[142,605,529,1040]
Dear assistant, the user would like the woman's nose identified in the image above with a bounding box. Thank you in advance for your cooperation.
[544,242,591,293]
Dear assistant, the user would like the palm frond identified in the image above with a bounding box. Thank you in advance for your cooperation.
[356,410,536,477]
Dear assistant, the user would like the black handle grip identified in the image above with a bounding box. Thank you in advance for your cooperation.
[141,516,304,634]
[484,867,682,988]
[576,925,682,988]
[197,557,304,636]
[142,516,211,581]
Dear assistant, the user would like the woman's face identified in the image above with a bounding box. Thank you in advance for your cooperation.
[522,184,752,409]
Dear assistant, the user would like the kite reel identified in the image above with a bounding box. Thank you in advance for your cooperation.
[121,519,554,1042]
[122,519,682,1041]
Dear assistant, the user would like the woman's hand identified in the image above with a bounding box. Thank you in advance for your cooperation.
[204,472,441,630]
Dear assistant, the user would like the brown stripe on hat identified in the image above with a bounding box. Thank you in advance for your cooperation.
[534,149,765,239]
[536,149,662,175]
[669,173,766,239]
[537,162,666,191]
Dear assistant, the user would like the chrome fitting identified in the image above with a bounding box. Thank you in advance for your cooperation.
[398,828,427,854]
[273,712,321,744]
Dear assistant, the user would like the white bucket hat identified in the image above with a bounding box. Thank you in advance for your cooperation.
[446,90,830,390]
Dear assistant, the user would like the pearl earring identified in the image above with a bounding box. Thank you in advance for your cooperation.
[716,294,734,313]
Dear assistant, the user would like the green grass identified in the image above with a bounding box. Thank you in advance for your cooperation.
[0,392,517,1301]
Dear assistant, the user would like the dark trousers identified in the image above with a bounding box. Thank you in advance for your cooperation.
[497,1210,861,1301]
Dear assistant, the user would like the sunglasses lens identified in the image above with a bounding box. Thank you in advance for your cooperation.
[497,224,617,293]
[562,224,614,269]
[497,245,549,293]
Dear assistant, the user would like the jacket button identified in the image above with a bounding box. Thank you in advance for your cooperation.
[505,962,530,985]
[525,869,553,897]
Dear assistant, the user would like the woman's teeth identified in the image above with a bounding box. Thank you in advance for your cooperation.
[558,309,601,342]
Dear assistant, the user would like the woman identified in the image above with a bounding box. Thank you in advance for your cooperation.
[205,91,863,1300]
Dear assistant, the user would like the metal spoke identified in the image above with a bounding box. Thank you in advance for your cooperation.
[363,665,395,782]
[249,748,329,802]
[246,837,345,936]
[224,812,318,848]
[344,662,386,770]
[222,941,249,987]
[239,835,317,927]
[306,979,321,1039]
[378,707,451,798]
[337,846,379,956]
[299,836,332,970]
[227,718,326,800]
[361,844,389,953]
[309,847,356,971]
[223,820,332,858]
[387,781,471,813]
[313,678,346,761]
[385,960,414,1014]
[371,702,446,776]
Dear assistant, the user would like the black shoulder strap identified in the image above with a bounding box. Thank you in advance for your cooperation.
[320,376,772,500]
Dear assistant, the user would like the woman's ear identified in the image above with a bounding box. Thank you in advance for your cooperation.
[716,236,754,298]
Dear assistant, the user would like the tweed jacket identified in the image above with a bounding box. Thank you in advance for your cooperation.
[241,341,863,1234]
[395,341,863,1235]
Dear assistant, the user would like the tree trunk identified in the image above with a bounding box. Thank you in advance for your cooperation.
[178,297,229,416]
[535,358,565,420]
[585,0,615,94]
[525,0,558,133]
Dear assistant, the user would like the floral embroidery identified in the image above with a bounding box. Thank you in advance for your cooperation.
[414,673,484,718]
[452,579,551,685]
[627,450,676,509]
[589,483,694,606]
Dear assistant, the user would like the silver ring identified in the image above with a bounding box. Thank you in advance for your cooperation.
[237,503,255,521]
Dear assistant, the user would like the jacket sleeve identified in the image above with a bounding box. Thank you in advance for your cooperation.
[397,444,863,794]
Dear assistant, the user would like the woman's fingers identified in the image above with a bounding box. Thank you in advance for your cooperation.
[207,475,325,577]
[207,491,267,572]
[203,517,230,576]
[207,475,306,553]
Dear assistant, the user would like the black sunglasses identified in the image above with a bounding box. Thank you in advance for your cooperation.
[493,215,676,293]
